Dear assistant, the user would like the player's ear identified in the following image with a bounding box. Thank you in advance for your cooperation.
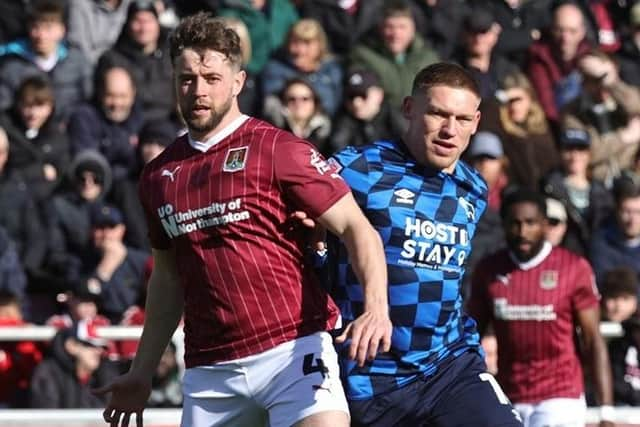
[401,95,414,120]
[232,69,246,98]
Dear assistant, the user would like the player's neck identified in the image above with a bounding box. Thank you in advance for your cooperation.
[189,105,244,142]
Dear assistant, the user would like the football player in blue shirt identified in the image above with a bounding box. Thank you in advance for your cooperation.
[316,63,522,426]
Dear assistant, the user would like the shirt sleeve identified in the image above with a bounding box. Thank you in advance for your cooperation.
[274,136,350,218]
[572,257,600,312]
[467,258,494,333]
[138,170,172,250]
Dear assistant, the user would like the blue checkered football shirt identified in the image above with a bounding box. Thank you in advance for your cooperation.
[330,140,488,400]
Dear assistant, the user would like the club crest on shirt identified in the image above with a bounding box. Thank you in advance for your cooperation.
[458,197,476,221]
[540,270,559,290]
[223,147,248,172]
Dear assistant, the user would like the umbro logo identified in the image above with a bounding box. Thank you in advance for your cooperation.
[161,166,181,182]
[458,197,476,221]
[394,188,415,204]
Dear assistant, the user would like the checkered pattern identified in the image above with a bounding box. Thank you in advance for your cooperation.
[331,140,488,400]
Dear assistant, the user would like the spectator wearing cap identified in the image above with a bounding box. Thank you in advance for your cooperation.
[263,77,332,154]
[590,175,640,288]
[544,197,569,248]
[97,0,176,124]
[348,0,439,108]
[218,0,299,75]
[451,7,519,101]
[66,0,133,66]
[616,2,640,87]
[77,202,148,323]
[29,319,120,408]
[526,1,592,126]
[461,131,508,300]
[475,0,551,67]
[0,0,93,119]
[0,75,70,205]
[43,150,113,302]
[561,49,640,186]
[478,71,559,190]
[542,127,613,256]
[68,65,144,181]
[261,18,343,116]
[329,68,406,154]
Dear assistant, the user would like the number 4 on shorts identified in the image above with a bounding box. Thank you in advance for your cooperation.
[303,353,328,378]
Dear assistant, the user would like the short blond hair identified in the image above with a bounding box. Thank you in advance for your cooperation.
[288,19,330,61]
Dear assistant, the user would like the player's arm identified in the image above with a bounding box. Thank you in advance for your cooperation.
[576,306,615,426]
[94,247,183,427]
[316,192,392,367]
[467,260,493,337]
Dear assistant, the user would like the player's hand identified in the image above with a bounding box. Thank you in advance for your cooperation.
[335,310,392,367]
[289,211,316,229]
[92,371,151,427]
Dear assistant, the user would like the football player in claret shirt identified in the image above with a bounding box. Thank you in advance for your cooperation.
[468,189,615,427]
[94,12,392,427]
[327,63,522,427]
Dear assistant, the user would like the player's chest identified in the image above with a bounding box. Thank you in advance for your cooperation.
[488,268,572,306]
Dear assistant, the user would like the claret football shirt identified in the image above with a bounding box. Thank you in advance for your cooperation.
[139,116,349,367]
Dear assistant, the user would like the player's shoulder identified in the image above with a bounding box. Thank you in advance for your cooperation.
[454,160,488,198]
[333,140,405,170]
[549,246,593,271]
[141,132,189,178]
[246,117,312,149]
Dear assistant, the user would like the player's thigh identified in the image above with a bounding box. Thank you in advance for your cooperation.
[527,397,586,427]
[258,332,350,427]
[181,364,267,427]
[430,353,523,427]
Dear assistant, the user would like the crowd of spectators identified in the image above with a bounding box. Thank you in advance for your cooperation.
[0,0,640,412]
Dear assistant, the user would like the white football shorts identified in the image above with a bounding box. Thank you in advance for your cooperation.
[514,395,586,427]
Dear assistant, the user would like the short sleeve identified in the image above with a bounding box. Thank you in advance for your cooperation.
[572,257,600,312]
[138,171,172,250]
[274,137,350,218]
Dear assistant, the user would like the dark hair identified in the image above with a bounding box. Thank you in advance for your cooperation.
[612,173,640,206]
[28,0,65,24]
[0,289,20,307]
[601,267,638,299]
[500,187,547,220]
[411,62,481,99]
[382,0,413,20]
[16,75,55,107]
[169,12,243,69]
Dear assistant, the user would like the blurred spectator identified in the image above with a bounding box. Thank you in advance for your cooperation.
[0,290,42,408]
[408,0,469,60]
[46,289,111,330]
[452,8,519,101]
[29,319,119,408]
[0,127,46,287]
[479,71,559,189]
[97,0,176,124]
[526,1,592,125]
[590,175,640,286]
[218,0,299,75]
[542,128,613,256]
[263,78,331,153]
[348,0,439,108]
[148,342,182,407]
[45,150,113,296]
[297,0,385,58]
[76,202,148,323]
[600,267,638,323]
[66,0,132,65]
[462,131,508,298]
[0,224,27,313]
[616,2,640,87]
[544,196,569,247]
[561,50,640,186]
[0,76,70,204]
[109,120,177,250]
[262,18,343,116]
[174,0,219,16]
[329,69,405,154]
[608,314,640,406]
[0,1,30,44]
[0,0,93,119]
[575,0,624,53]
[476,0,552,67]
[219,17,260,116]
[68,66,144,181]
